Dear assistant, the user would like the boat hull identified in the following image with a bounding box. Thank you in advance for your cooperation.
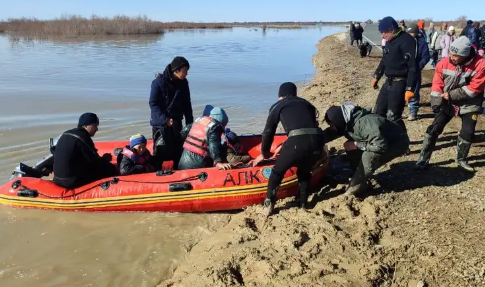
[0,134,330,212]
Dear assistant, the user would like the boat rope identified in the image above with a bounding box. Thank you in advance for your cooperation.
[12,172,208,199]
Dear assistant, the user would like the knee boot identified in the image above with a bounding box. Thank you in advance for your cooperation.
[456,136,474,172]
[415,133,438,170]
[296,182,309,209]
[346,165,369,197]
[263,187,278,217]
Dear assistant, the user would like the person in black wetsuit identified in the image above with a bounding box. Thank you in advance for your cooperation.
[53,113,118,189]
[256,82,324,216]
[372,16,417,132]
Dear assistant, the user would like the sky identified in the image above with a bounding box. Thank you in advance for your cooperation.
[0,0,483,22]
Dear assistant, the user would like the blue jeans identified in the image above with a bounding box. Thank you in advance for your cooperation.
[409,74,422,114]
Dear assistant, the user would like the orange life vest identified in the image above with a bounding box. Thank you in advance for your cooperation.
[121,148,151,165]
[183,116,216,157]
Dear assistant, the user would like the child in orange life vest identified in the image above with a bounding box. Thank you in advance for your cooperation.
[119,134,156,176]
[224,129,252,165]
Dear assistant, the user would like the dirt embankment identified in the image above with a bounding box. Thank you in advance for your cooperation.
[159,33,485,287]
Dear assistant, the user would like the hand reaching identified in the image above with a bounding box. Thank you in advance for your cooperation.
[216,163,232,170]
[102,153,113,161]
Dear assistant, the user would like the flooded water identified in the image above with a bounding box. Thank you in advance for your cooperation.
[0,26,344,286]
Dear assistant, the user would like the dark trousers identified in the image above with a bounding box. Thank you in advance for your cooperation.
[266,135,324,203]
[346,134,410,194]
[351,38,362,46]
[408,73,422,114]
[375,79,407,132]
[426,110,478,142]
[152,120,183,168]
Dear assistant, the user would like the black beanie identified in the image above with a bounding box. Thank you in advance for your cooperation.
[171,56,190,72]
[325,106,346,132]
[278,82,297,98]
[78,112,99,127]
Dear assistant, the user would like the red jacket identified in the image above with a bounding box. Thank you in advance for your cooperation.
[430,52,485,114]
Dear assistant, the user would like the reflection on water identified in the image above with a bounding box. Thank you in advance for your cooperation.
[8,33,163,47]
[0,26,345,287]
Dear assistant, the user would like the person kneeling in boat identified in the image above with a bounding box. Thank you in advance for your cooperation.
[53,113,118,189]
[323,103,410,197]
[223,129,252,165]
[119,134,156,176]
[177,107,233,170]
[255,82,324,215]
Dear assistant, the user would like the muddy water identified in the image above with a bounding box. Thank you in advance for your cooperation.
[0,26,344,286]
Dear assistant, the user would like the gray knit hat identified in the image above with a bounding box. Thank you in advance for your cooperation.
[449,36,471,57]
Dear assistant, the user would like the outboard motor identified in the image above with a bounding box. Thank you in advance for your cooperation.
[10,135,61,180]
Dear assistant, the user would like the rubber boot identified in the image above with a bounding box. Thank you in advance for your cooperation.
[263,198,274,217]
[346,166,368,197]
[263,188,277,217]
[456,136,474,172]
[297,182,309,209]
[415,133,438,170]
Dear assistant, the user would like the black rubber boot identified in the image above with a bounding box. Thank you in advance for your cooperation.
[297,182,309,209]
[456,136,474,172]
[415,133,438,170]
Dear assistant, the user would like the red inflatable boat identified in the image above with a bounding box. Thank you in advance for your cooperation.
[0,134,329,212]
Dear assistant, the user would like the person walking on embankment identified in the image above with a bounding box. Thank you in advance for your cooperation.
[407,23,430,121]
[440,26,456,59]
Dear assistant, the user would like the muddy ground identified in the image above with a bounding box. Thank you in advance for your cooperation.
[158,33,485,287]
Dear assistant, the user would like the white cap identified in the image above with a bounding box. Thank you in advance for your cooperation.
[448,26,455,31]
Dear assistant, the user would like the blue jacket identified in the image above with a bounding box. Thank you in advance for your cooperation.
[416,36,430,71]
[149,64,194,128]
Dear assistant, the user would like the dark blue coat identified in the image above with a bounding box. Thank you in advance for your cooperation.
[149,64,194,128]
[416,36,430,71]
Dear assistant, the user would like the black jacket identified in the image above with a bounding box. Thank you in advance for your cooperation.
[360,42,373,57]
[354,26,364,40]
[177,122,225,170]
[119,146,155,176]
[373,30,418,91]
[53,127,116,189]
[149,64,194,128]
[350,25,356,39]
[261,96,320,158]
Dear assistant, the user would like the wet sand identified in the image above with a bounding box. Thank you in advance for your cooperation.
[160,33,485,287]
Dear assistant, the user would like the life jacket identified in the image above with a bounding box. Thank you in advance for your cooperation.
[183,116,217,157]
[122,147,151,165]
